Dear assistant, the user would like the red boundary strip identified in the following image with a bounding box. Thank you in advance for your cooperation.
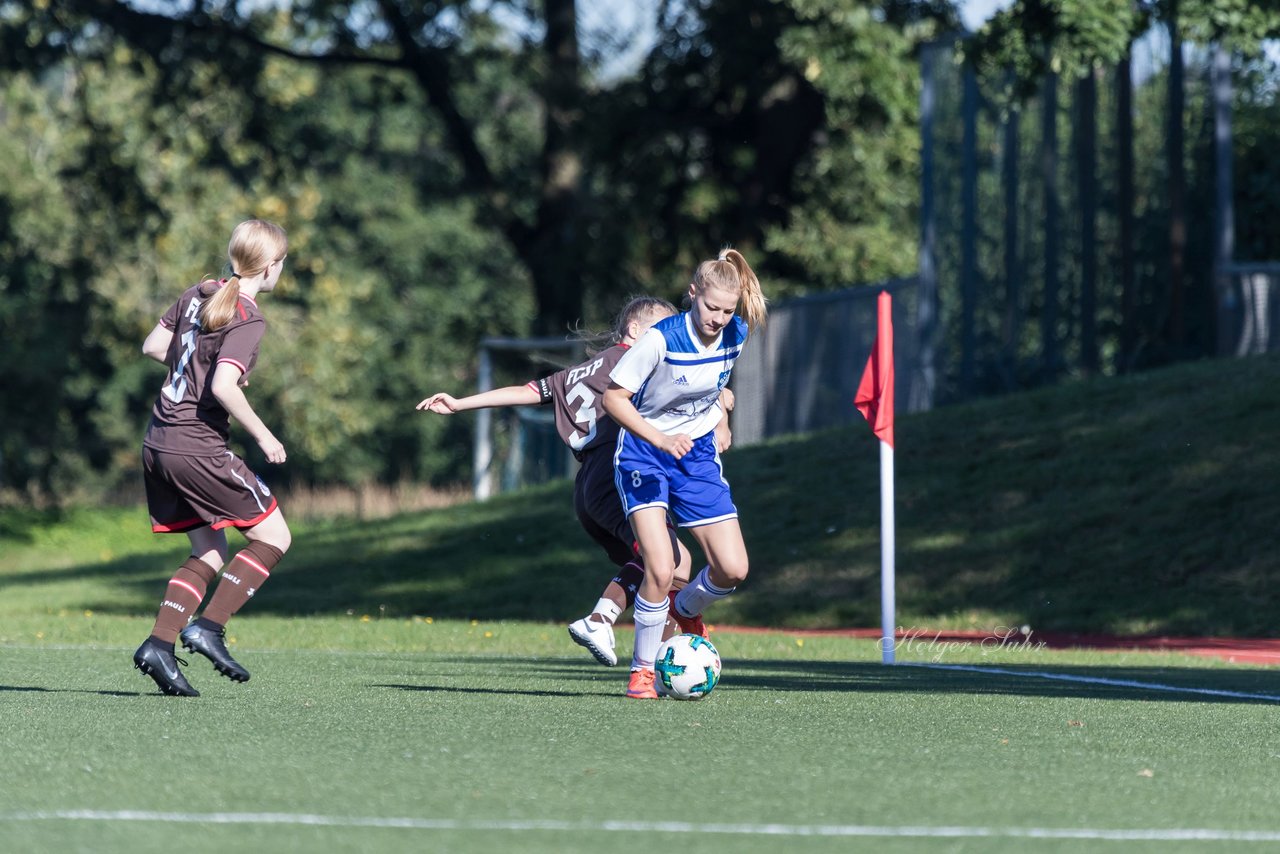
[705,626,1280,666]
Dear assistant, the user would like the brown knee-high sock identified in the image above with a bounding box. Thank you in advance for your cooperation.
[150,556,219,644]
[200,541,285,627]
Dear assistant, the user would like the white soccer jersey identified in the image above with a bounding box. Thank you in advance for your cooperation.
[610,311,748,439]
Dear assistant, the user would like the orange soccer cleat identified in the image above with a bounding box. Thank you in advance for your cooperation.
[625,667,659,699]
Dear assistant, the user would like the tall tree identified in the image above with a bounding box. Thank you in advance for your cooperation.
[14,0,584,334]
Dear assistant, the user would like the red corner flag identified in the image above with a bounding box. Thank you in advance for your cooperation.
[854,291,894,447]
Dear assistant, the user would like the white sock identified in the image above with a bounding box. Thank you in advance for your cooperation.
[674,566,734,618]
[630,594,668,669]
[591,597,622,624]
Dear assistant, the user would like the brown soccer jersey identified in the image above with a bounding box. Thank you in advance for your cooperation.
[530,344,629,459]
[143,281,266,457]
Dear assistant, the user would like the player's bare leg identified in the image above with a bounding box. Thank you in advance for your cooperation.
[674,519,748,630]
[571,538,693,662]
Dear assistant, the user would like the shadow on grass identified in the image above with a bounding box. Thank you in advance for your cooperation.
[719,658,1280,705]
[364,655,1280,706]
[1,486,616,623]
[369,656,607,699]
[0,685,143,697]
[3,649,1277,705]
[373,683,589,698]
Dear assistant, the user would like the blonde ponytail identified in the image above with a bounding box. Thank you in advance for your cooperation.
[718,248,767,333]
[693,247,768,334]
[198,219,288,332]
[199,275,242,332]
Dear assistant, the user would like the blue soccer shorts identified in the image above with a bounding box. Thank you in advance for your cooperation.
[613,430,737,528]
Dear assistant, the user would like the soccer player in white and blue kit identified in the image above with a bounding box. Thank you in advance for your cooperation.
[603,248,768,699]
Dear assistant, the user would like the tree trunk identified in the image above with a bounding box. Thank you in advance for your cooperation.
[1002,98,1020,390]
[360,1,588,335]
[1041,71,1060,379]
[1117,51,1136,372]
[960,65,978,396]
[1077,70,1097,376]
[1167,8,1187,351]
[527,0,585,335]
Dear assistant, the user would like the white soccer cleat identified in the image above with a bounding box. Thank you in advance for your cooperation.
[568,615,618,667]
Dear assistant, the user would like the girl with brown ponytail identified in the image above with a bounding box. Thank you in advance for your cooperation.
[603,246,767,699]
[133,219,294,697]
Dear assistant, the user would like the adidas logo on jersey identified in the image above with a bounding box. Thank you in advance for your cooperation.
[674,375,689,385]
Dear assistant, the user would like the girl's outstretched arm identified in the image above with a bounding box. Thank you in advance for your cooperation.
[416,385,541,414]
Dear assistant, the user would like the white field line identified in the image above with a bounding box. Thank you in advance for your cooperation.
[905,662,1280,703]
[1,811,1279,842]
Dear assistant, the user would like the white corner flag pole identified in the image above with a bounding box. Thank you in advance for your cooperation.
[858,290,896,665]
[880,438,896,664]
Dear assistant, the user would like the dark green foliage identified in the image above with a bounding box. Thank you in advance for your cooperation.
[0,1,950,502]
[5,2,1277,507]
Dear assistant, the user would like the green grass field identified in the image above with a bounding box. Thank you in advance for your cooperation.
[2,619,1280,854]
[5,353,1280,851]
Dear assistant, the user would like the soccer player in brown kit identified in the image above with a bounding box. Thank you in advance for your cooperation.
[416,297,728,665]
[132,219,293,697]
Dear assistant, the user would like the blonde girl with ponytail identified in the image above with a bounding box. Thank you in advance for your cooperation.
[133,219,294,698]
[199,219,289,331]
[417,296,712,669]
[603,246,767,699]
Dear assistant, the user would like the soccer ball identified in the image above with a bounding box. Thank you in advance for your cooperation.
[654,633,721,700]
